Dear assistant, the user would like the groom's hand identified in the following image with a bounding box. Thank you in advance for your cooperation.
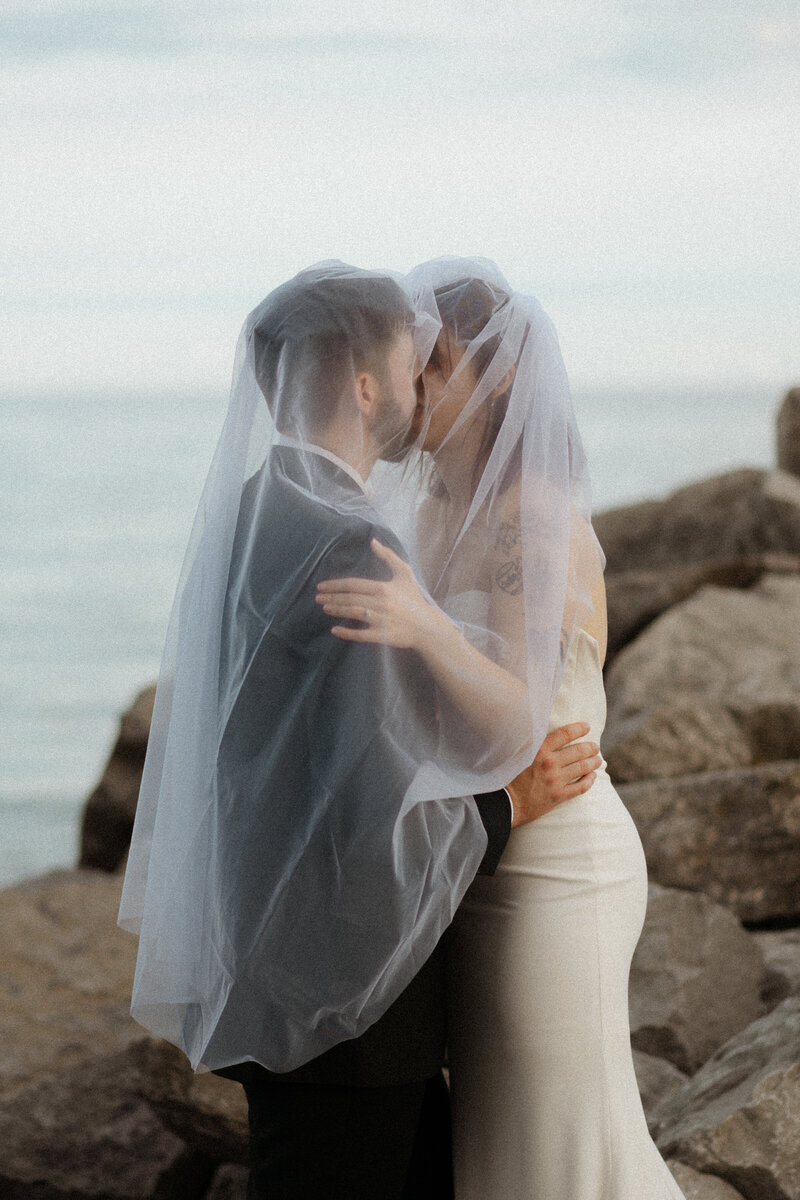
[508,722,601,828]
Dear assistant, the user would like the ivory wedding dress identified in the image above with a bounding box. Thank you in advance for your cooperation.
[446,628,686,1199]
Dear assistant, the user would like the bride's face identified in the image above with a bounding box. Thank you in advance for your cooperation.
[417,331,479,452]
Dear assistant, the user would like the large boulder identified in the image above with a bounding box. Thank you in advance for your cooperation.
[777,387,800,478]
[0,1040,215,1200]
[595,467,800,576]
[80,684,155,872]
[629,885,763,1074]
[0,867,248,1192]
[130,1038,247,1165]
[0,869,140,1096]
[603,574,800,779]
[667,1161,746,1199]
[604,554,800,664]
[619,762,800,924]
[606,698,750,784]
[753,929,800,1011]
[633,1049,688,1121]
[652,998,800,1200]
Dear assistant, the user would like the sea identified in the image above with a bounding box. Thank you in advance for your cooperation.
[0,383,783,888]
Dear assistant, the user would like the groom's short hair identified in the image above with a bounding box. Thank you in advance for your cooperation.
[250,269,413,429]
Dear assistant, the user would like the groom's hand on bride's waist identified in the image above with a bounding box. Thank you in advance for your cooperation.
[507,722,602,828]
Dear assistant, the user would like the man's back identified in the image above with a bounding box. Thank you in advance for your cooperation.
[211,445,449,1084]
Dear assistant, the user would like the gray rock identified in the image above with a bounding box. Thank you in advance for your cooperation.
[629,885,763,1074]
[0,1041,214,1199]
[777,387,800,478]
[652,998,800,1200]
[79,684,156,872]
[0,869,140,1097]
[753,928,800,1011]
[633,1049,688,1121]
[605,698,749,784]
[605,554,800,664]
[667,1161,746,1199]
[603,574,800,777]
[619,762,800,923]
[595,467,800,576]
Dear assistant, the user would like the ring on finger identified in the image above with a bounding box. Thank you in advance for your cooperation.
[364,606,370,620]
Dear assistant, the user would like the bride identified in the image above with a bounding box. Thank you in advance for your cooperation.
[316,257,685,1198]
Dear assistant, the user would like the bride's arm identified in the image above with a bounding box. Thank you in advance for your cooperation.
[315,538,532,752]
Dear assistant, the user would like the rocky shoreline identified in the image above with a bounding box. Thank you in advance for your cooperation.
[2,388,799,1199]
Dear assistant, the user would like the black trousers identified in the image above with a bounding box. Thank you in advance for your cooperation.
[242,1070,453,1199]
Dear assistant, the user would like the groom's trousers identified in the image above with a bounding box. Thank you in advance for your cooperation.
[242,1070,453,1199]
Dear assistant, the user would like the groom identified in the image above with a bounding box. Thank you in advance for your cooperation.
[212,268,598,1199]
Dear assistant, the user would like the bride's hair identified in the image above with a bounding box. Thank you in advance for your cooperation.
[434,277,519,491]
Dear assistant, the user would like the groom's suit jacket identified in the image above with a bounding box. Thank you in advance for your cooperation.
[213,444,511,1089]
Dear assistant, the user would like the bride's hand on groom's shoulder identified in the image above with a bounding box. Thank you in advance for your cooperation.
[507,723,601,828]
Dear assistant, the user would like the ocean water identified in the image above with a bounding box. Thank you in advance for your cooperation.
[0,383,782,887]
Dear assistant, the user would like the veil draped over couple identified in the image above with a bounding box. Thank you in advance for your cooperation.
[119,258,685,1199]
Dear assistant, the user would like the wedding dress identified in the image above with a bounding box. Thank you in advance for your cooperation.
[446,627,686,1199]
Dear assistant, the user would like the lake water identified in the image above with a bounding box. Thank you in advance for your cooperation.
[0,383,782,887]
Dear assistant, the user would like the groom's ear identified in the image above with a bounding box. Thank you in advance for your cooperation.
[354,368,380,417]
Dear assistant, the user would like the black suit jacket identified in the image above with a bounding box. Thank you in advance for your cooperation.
[212,445,510,1088]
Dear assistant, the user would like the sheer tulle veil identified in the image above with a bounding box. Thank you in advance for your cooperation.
[118,257,603,1074]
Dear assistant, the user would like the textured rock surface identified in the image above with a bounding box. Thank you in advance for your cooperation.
[629,885,763,1074]
[0,1041,214,1200]
[603,575,800,775]
[777,387,800,478]
[619,762,800,923]
[633,1049,688,1121]
[605,698,749,783]
[753,928,800,1011]
[80,684,156,872]
[652,998,800,1200]
[667,1161,746,1199]
[604,554,800,664]
[131,1039,248,1164]
[595,467,800,575]
[0,869,140,1097]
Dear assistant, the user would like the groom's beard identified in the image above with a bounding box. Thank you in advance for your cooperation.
[373,382,421,464]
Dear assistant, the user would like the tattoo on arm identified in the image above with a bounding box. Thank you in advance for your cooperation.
[497,518,521,555]
[495,557,523,595]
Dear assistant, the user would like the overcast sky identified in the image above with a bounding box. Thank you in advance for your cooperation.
[2,0,798,392]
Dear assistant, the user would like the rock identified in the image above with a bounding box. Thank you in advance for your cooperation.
[0,1040,215,1199]
[595,467,800,575]
[605,698,749,784]
[633,1049,688,1121]
[130,1038,248,1164]
[0,869,140,1097]
[753,928,800,1011]
[604,553,800,664]
[667,1161,746,1199]
[79,684,156,872]
[652,998,800,1200]
[603,574,800,776]
[629,885,763,1074]
[206,1163,249,1199]
[619,762,800,924]
[777,387,800,478]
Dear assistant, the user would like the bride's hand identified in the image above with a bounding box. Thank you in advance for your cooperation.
[316,539,442,649]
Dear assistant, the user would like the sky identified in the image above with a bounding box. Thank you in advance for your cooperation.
[2,0,799,393]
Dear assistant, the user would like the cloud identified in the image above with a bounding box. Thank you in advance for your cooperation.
[1,0,797,391]
[0,1,186,58]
